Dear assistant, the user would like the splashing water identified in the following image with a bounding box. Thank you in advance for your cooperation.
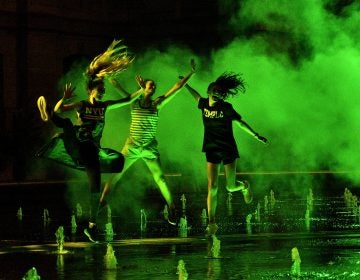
[55,226,64,254]
[180,194,187,216]
[307,188,314,213]
[209,235,221,258]
[43,209,50,227]
[105,205,114,241]
[107,204,112,223]
[270,189,276,211]
[255,202,261,223]
[305,209,311,232]
[291,247,301,277]
[22,267,41,280]
[200,208,207,227]
[140,209,147,233]
[177,259,188,280]
[76,203,82,219]
[105,222,114,242]
[246,213,253,234]
[178,216,188,238]
[163,204,169,221]
[227,192,233,216]
[70,214,77,234]
[17,207,23,221]
[264,195,269,215]
[104,243,117,270]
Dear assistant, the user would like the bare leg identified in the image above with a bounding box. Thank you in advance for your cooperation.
[204,162,220,237]
[224,160,253,204]
[206,162,220,224]
[100,157,138,204]
[80,142,101,225]
[224,160,247,192]
[144,158,173,206]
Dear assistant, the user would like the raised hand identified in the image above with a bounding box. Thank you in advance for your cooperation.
[63,83,76,99]
[135,75,145,89]
[256,134,268,145]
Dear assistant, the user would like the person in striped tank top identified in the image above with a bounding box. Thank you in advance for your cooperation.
[100,59,196,225]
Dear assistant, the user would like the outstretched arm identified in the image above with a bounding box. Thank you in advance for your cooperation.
[155,59,196,108]
[110,78,131,97]
[184,83,201,103]
[54,83,82,112]
[106,77,142,110]
[235,119,268,144]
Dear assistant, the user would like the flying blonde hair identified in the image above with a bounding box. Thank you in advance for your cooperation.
[85,39,134,88]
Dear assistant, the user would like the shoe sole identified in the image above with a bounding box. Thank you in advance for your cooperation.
[226,180,247,193]
[242,180,253,204]
[167,219,177,226]
[37,96,49,122]
[84,228,97,243]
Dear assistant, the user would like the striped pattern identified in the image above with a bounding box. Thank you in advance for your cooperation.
[129,99,159,144]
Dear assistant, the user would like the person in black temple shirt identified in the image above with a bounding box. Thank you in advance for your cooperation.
[184,72,268,237]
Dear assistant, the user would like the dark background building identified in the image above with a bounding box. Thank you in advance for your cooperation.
[0,0,221,182]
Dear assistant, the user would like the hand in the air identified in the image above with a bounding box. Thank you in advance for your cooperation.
[256,134,268,145]
[135,75,145,89]
[63,83,76,99]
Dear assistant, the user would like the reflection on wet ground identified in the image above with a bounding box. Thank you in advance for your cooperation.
[0,186,359,279]
[1,232,360,279]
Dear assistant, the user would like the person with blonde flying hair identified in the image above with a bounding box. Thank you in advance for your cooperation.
[37,40,140,241]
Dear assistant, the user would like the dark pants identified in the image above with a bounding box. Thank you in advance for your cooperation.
[51,113,101,193]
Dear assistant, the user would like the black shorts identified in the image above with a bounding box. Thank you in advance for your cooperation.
[205,150,239,165]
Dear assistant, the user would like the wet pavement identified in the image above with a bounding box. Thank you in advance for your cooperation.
[0,184,359,279]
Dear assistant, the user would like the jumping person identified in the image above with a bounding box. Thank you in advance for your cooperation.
[37,40,140,241]
[100,59,196,225]
[183,72,268,237]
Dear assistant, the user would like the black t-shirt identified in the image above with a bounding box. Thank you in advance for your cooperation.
[76,100,107,144]
[198,97,241,153]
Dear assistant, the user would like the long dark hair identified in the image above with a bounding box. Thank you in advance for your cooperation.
[207,72,246,100]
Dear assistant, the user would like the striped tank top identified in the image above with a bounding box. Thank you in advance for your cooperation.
[129,98,159,144]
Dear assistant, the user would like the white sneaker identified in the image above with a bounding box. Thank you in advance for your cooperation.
[84,223,98,243]
[37,96,49,122]
[226,180,246,193]
[241,181,253,204]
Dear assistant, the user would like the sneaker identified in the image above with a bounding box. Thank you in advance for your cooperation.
[37,96,49,122]
[205,223,218,237]
[84,223,98,243]
[166,203,178,226]
[226,180,247,193]
[241,180,253,204]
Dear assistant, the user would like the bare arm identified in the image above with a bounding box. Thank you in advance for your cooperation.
[235,119,268,144]
[54,83,82,112]
[110,78,131,96]
[155,59,196,108]
[106,77,143,110]
[106,89,142,110]
[184,83,201,103]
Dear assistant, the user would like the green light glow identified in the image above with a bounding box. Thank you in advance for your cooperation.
[53,1,360,211]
